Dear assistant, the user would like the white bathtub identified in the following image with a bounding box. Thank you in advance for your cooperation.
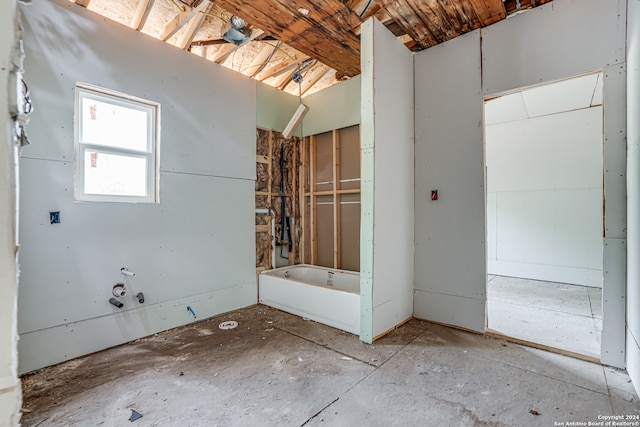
[259,264,360,335]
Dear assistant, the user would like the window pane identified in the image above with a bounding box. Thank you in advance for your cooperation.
[81,97,149,152]
[84,150,147,197]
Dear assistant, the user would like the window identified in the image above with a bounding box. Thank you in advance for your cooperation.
[75,83,160,203]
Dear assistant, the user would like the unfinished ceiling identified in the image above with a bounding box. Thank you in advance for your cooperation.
[71,0,552,96]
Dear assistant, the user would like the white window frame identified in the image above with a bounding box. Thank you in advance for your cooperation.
[74,83,160,203]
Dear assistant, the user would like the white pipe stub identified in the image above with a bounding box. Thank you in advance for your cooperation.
[112,283,127,297]
[121,268,136,277]
[218,321,238,330]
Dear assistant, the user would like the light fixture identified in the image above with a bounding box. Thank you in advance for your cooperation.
[221,15,252,46]
[282,104,310,139]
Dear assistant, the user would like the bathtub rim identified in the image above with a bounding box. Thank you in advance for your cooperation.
[259,264,360,295]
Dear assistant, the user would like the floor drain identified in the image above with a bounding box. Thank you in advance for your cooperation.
[218,321,238,330]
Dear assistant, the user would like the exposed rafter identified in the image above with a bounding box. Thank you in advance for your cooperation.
[300,64,330,96]
[130,0,156,30]
[242,42,279,77]
[67,0,551,96]
[175,2,213,49]
[381,0,505,48]
[214,29,264,64]
[160,0,212,42]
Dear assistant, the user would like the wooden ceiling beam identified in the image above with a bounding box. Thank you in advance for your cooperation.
[255,57,306,82]
[382,0,505,49]
[215,0,362,77]
[175,2,213,49]
[214,29,264,64]
[300,65,331,96]
[466,0,505,25]
[208,44,237,63]
[380,0,436,48]
[130,0,156,30]
[346,0,382,20]
[242,42,279,77]
[160,0,211,42]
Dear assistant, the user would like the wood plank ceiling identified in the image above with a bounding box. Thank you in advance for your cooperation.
[72,0,552,96]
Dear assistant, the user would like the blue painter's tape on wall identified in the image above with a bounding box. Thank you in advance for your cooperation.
[49,211,60,224]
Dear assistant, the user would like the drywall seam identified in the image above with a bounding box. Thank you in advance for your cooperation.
[18,282,256,374]
[413,29,486,332]
[480,0,627,365]
[18,0,257,373]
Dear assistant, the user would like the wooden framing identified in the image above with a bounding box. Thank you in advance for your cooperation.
[255,128,358,271]
[175,2,213,49]
[255,128,275,272]
[300,65,331,96]
[160,0,211,42]
[309,135,317,265]
[309,189,360,196]
[215,0,361,77]
[290,137,298,265]
[299,126,360,270]
[130,0,156,30]
[332,130,341,269]
[214,30,265,64]
[299,137,307,264]
[267,130,273,211]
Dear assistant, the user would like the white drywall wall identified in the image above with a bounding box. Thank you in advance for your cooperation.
[414,0,627,356]
[302,76,360,137]
[256,77,360,137]
[360,18,414,341]
[256,82,300,132]
[486,107,603,287]
[482,0,625,96]
[627,0,640,398]
[0,0,21,423]
[414,30,486,332]
[18,0,256,373]
[483,0,626,368]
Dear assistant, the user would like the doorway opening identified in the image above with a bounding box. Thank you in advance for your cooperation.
[484,72,603,359]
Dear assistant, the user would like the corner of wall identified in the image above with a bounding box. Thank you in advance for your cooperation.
[360,17,415,340]
[626,0,640,397]
[256,82,299,132]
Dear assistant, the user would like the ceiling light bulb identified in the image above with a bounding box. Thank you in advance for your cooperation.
[298,8,309,15]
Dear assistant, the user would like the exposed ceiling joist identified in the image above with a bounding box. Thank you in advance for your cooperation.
[130,0,156,30]
[381,0,436,48]
[160,0,212,42]
[300,64,330,96]
[215,0,362,77]
[381,0,505,48]
[242,42,279,77]
[67,0,551,97]
[255,56,306,82]
[214,29,264,64]
[175,2,213,49]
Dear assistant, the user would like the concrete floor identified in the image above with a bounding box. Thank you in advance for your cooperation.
[487,275,602,359]
[21,305,638,427]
